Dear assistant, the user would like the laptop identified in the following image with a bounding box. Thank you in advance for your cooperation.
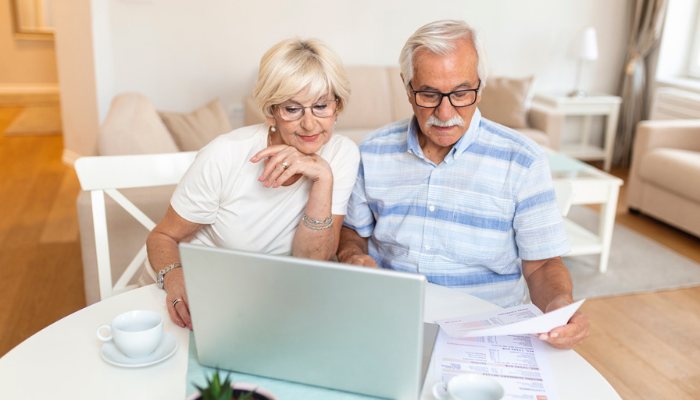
[179,243,439,400]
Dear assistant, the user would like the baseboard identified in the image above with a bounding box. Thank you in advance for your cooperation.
[0,84,60,105]
[62,149,82,167]
[0,84,60,95]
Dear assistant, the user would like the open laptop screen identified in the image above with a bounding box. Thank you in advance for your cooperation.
[180,243,429,400]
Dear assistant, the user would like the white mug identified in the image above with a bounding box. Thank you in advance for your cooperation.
[433,374,505,400]
[96,310,163,358]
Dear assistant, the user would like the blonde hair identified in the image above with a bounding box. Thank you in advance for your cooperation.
[399,20,489,92]
[254,38,350,118]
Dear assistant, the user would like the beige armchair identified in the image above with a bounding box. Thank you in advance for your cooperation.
[627,120,700,238]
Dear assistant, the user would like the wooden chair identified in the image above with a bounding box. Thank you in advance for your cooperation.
[75,152,196,300]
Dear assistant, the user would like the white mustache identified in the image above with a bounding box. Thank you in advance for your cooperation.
[426,115,465,127]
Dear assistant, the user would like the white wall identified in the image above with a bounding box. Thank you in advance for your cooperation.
[64,0,630,158]
[53,0,100,163]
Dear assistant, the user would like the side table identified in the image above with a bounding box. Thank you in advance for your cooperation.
[533,93,621,171]
[547,150,623,273]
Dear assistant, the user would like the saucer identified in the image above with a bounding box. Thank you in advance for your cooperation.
[100,331,178,368]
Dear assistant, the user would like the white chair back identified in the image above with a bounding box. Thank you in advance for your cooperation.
[552,181,576,217]
[75,152,196,300]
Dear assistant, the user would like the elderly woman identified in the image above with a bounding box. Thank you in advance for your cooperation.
[146,38,359,329]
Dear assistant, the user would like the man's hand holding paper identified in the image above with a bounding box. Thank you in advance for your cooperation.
[537,297,590,349]
[436,299,586,347]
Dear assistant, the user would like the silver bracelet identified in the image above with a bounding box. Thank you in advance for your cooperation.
[303,213,333,225]
[302,214,334,230]
[157,262,182,289]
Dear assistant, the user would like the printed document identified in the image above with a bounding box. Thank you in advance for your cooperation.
[433,329,559,400]
[436,300,585,338]
[431,303,584,399]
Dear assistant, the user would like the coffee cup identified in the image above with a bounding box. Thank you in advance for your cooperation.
[96,310,163,358]
[433,374,505,400]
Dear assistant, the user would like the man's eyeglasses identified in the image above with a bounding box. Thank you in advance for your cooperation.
[273,99,338,121]
[409,81,481,108]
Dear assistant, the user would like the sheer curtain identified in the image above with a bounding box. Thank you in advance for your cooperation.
[613,0,668,168]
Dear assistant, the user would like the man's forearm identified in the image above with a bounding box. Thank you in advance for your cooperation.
[336,225,368,263]
[523,257,573,312]
[522,256,589,349]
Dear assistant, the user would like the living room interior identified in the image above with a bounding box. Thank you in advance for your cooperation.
[1,0,700,399]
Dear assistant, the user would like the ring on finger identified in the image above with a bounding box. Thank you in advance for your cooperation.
[172,298,183,307]
[280,161,289,169]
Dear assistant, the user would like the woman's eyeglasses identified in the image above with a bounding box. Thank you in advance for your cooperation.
[274,99,338,121]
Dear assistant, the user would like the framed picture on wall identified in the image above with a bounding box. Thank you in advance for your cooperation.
[10,0,55,40]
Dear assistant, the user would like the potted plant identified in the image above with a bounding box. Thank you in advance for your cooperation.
[187,369,278,400]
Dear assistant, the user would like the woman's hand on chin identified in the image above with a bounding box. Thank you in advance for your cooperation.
[250,144,332,188]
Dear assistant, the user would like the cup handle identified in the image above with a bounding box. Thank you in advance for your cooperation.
[432,381,448,399]
[96,324,112,341]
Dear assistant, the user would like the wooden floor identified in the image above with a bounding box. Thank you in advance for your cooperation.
[1,106,700,399]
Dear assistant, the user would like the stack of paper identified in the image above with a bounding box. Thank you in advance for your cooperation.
[432,300,585,400]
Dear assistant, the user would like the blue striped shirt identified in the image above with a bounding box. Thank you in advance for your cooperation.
[344,109,569,307]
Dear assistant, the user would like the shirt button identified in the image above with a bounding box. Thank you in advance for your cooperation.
[425,245,431,250]
[429,206,435,212]
[435,168,440,173]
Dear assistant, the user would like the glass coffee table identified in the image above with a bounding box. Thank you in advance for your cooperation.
[547,150,623,272]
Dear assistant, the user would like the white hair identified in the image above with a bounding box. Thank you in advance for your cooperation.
[399,20,489,92]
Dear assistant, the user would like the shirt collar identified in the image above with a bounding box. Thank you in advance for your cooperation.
[406,107,482,164]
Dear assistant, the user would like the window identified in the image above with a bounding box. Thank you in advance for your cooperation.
[689,7,700,78]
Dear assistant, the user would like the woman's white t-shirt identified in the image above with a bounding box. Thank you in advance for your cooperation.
[170,124,360,256]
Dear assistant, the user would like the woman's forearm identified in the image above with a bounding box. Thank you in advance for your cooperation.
[146,230,182,274]
[146,205,204,283]
[292,175,335,260]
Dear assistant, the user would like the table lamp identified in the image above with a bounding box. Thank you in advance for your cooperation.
[568,27,598,97]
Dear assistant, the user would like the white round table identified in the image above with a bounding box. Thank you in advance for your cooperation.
[0,284,620,399]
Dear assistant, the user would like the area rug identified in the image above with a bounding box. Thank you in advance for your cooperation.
[3,105,62,136]
[565,206,700,300]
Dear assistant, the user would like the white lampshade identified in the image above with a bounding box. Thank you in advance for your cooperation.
[568,27,599,61]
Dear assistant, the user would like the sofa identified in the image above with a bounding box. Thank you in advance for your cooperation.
[77,66,563,305]
[627,119,700,238]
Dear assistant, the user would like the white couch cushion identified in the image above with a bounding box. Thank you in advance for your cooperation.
[98,93,179,156]
[478,76,533,129]
[159,98,233,151]
[386,66,415,122]
[337,66,394,130]
[639,148,700,203]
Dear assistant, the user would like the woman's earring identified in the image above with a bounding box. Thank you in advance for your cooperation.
[334,119,338,125]
[271,126,276,132]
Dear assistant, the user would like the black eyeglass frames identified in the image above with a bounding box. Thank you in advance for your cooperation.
[409,80,481,108]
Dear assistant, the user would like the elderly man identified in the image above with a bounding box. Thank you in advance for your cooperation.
[337,20,589,349]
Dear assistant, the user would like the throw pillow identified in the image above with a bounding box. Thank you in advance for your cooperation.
[98,93,179,156]
[159,98,233,151]
[478,76,534,129]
